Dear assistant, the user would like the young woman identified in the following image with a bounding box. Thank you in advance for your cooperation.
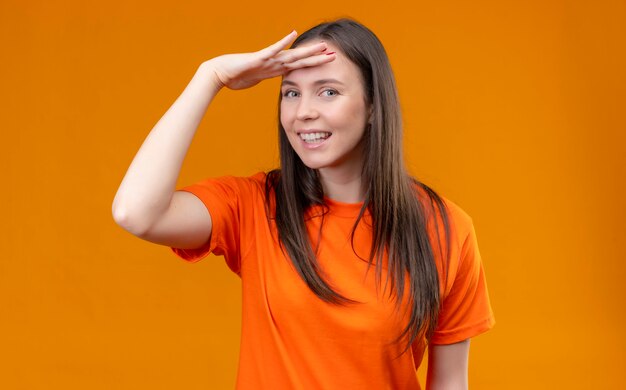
[113,19,494,389]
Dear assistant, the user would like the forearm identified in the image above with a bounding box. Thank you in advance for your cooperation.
[112,61,221,234]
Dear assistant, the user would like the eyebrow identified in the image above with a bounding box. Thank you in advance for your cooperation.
[281,79,346,88]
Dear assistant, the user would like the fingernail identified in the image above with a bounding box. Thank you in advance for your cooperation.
[322,47,327,52]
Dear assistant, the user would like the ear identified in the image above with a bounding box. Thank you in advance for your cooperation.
[367,104,374,124]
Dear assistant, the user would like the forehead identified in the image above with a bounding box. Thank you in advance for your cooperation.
[282,41,363,87]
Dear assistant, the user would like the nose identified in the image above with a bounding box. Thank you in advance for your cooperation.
[295,95,319,121]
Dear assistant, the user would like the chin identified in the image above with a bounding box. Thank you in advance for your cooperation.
[296,157,328,171]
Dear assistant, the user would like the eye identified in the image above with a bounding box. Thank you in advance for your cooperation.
[320,89,338,97]
[283,90,300,98]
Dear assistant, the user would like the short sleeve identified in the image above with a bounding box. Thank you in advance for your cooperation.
[430,220,495,345]
[171,175,262,275]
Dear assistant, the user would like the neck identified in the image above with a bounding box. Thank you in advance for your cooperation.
[318,164,365,204]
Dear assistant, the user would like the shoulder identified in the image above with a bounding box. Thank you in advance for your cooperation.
[177,172,269,213]
[440,196,474,239]
[183,171,267,194]
[413,182,474,239]
[208,171,267,188]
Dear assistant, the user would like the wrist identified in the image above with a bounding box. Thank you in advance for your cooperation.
[196,60,225,94]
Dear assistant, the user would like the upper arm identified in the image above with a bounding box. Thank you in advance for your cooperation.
[134,190,213,249]
[430,210,495,345]
[426,339,470,390]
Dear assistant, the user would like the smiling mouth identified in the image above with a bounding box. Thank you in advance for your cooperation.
[298,132,332,143]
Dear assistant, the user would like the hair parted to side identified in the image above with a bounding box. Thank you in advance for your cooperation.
[265,18,451,352]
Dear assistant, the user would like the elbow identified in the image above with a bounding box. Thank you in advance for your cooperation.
[112,203,151,237]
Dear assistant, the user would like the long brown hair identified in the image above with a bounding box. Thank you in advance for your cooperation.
[265,18,450,352]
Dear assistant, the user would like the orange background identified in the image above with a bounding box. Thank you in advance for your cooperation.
[1,0,624,388]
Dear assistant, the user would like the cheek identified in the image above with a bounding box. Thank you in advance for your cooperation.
[279,106,297,145]
[280,104,293,129]
[337,101,368,130]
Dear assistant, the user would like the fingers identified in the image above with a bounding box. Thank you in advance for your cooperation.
[254,32,334,77]
[282,51,336,71]
[260,30,298,58]
[277,42,334,71]
[277,41,327,64]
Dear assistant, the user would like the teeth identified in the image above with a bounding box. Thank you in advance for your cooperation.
[299,132,331,143]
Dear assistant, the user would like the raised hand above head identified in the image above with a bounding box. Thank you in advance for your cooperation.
[113,30,335,247]
[207,31,336,90]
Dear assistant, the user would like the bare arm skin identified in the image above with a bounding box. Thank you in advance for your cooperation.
[426,339,470,390]
[112,32,333,249]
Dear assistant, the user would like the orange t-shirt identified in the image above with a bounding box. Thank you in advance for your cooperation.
[172,172,494,389]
